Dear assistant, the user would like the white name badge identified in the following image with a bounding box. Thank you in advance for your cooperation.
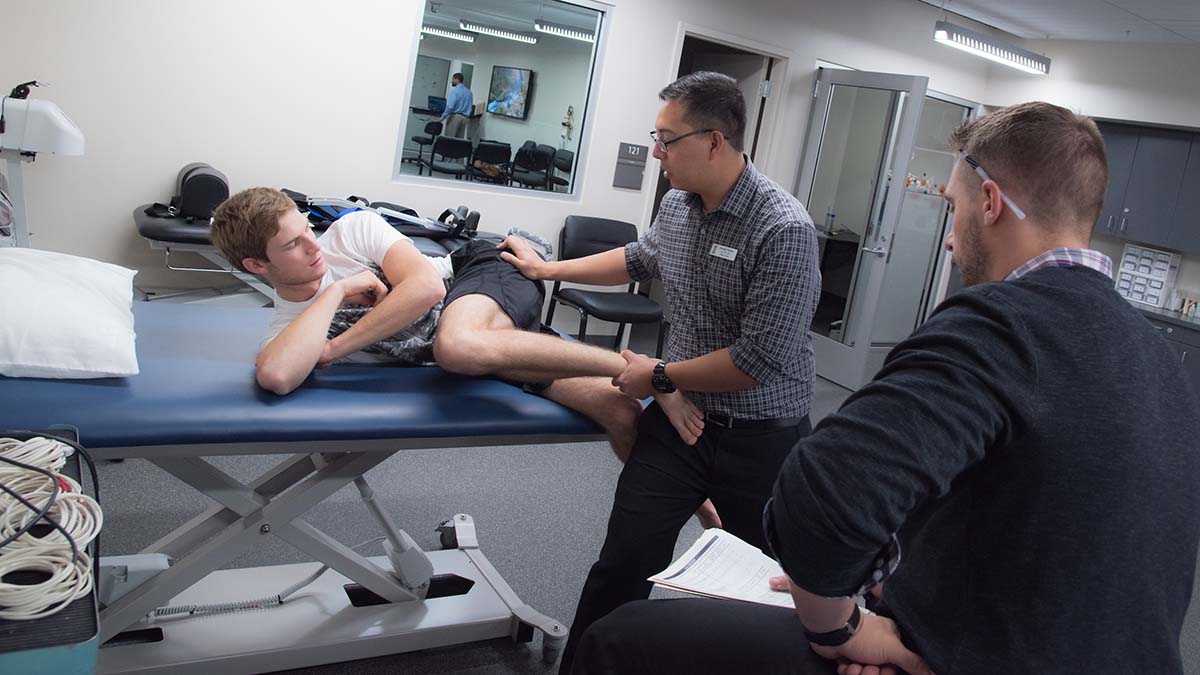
[709,243,738,261]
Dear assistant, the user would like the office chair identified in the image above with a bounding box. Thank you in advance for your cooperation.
[406,120,442,170]
[469,140,512,184]
[550,149,574,192]
[545,215,665,356]
[425,136,473,179]
[511,142,556,190]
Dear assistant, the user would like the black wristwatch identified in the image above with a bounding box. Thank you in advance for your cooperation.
[802,603,862,647]
[651,361,676,394]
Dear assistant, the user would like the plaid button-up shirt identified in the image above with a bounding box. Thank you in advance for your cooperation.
[1006,247,1113,281]
[625,159,820,419]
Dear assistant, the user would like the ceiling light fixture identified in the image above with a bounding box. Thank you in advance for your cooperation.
[534,19,594,43]
[933,21,1050,75]
[460,20,538,44]
[420,26,474,43]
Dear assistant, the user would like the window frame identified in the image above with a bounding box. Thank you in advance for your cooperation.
[391,0,613,202]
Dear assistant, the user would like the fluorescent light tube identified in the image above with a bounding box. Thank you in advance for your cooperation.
[933,21,1049,75]
[460,20,538,44]
[534,19,594,43]
[421,26,475,43]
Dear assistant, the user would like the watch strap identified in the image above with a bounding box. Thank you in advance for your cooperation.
[803,603,862,647]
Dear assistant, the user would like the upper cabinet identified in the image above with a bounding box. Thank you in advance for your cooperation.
[1170,136,1200,254]
[1094,122,1140,238]
[1093,122,1195,253]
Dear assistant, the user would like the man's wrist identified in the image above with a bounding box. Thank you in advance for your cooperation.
[802,603,861,647]
[533,259,556,281]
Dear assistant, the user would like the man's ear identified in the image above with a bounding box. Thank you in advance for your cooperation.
[243,257,268,275]
[709,130,725,158]
[980,180,1005,226]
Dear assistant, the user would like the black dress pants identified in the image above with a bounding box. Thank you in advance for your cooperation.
[559,403,812,674]
[571,597,838,675]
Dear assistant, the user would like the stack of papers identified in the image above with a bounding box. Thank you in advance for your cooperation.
[649,528,794,609]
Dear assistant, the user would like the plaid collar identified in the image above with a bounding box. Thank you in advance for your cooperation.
[1005,247,1113,281]
[686,155,757,218]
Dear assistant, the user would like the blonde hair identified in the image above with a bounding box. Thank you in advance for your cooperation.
[210,187,296,273]
[949,101,1107,231]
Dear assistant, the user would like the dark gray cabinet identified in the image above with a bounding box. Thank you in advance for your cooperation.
[1169,135,1200,253]
[1146,316,1200,399]
[1119,128,1191,244]
[1094,122,1139,237]
[1093,123,1194,252]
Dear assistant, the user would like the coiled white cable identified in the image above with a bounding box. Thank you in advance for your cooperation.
[0,436,103,620]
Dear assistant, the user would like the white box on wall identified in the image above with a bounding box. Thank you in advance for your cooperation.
[1115,243,1180,309]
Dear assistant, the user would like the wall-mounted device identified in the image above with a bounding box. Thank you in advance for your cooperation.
[0,81,85,247]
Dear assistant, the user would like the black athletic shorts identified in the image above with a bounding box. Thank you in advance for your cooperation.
[444,239,546,332]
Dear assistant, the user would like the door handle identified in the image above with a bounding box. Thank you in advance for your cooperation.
[1119,217,1127,234]
[1105,215,1114,232]
[863,246,888,257]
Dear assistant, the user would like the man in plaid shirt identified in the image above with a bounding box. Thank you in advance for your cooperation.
[500,71,821,674]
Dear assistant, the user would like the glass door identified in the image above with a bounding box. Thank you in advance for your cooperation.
[797,69,927,389]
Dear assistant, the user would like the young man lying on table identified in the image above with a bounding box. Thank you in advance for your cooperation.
[209,187,718,525]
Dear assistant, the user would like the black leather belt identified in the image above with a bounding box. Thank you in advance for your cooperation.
[703,412,804,430]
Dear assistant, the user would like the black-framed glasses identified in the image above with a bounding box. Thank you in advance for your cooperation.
[959,150,1027,220]
[650,128,715,153]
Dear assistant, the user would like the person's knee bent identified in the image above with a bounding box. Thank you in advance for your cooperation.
[603,393,643,436]
[433,328,498,376]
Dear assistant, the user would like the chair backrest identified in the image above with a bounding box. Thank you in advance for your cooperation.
[534,144,556,170]
[513,141,540,171]
[473,141,512,166]
[432,136,472,160]
[560,216,639,261]
[424,121,443,135]
[553,149,574,173]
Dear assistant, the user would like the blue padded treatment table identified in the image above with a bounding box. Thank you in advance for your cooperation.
[0,300,602,674]
[0,301,600,452]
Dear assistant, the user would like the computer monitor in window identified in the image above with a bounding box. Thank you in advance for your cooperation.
[427,96,447,114]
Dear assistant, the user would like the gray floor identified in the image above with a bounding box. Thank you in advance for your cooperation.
[93,327,1200,673]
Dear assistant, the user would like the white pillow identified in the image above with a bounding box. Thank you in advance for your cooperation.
[0,248,139,378]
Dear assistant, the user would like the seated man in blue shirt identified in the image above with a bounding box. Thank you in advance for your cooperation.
[442,73,474,138]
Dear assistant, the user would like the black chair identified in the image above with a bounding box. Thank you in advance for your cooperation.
[546,216,665,356]
[406,120,442,169]
[469,140,512,184]
[425,136,473,179]
[511,142,556,190]
[550,149,574,192]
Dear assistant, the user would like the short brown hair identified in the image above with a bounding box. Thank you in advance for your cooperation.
[210,187,296,273]
[949,101,1107,231]
[659,71,747,152]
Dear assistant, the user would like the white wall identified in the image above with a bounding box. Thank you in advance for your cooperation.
[0,0,1001,296]
[984,39,1200,129]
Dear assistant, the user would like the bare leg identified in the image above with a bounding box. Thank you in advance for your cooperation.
[435,295,705,446]
[542,377,641,460]
[434,295,626,381]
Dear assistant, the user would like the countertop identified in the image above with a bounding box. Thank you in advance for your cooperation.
[1139,305,1200,332]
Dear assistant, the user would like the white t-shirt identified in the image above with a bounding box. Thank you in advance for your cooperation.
[262,211,454,360]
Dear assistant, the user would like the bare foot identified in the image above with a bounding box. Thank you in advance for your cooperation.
[695,498,722,529]
[655,391,704,445]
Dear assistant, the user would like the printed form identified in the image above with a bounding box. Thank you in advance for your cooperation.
[649,528,795,609]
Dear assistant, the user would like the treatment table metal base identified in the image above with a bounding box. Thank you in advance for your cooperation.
[97,549,563,675]
[95,450,567,674]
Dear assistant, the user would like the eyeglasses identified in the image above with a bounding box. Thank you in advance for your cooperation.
[960,151,1027,220]
[650,128,715,153]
